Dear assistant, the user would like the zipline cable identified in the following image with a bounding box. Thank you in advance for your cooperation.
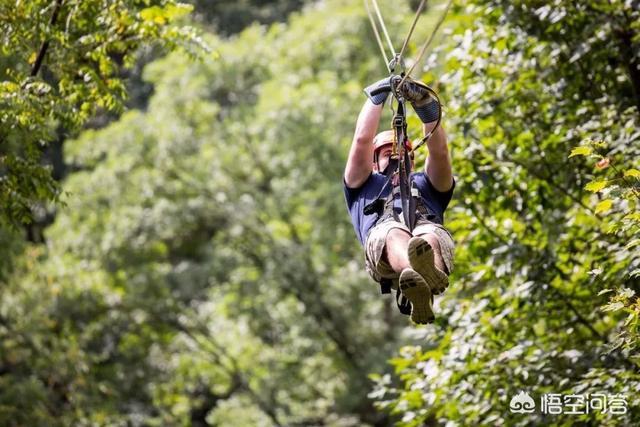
[397,0,427,67]
[370,0,396,58]
[364,0,391,71]
[399,0,453,88]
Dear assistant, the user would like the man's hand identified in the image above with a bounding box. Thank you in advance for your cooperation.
[363,76,394,105]
[398,77,440,123]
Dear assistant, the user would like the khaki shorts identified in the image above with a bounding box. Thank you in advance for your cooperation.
[364,219,455,287]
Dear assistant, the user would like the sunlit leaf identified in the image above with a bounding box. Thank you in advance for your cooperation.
[602,301,625,312]
[624,213,640,221]
[623,168,640,178]
[584,180,608,192]
[594,199,613,213]
[569,146,592,157]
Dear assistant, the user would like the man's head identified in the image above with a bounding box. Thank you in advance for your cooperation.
[373,130,413,173]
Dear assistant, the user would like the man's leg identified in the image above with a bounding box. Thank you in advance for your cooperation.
[382,228,412,272]
[382,228,434,324]
[364,221,435,324]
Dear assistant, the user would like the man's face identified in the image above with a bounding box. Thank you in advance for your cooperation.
[374,143,414,173]
[374,144,393,173]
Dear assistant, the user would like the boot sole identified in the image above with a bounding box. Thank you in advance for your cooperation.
[408,236,449,295]
[399,268,435,324]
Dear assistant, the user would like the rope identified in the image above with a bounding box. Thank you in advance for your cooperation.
[399,0,453,88]
[397,0,427,66]
[364,0,391,71]
[370,0,396,58]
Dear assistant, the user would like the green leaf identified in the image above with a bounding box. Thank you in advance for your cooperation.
[165,4,193,20]
[623,168,640,178]
[602,301,625,312]
[594,199,613,214]
[569,146,592,157]
[140,6,166,24]
[368,373,382,381]
[584,180,608,192]
[624,313,636,326]
[624,213,640,222]
[626,239,640,250]
[620,288,635,299]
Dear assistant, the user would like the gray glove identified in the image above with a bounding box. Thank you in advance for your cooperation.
[364,76,395,105]
[398,78,440,123]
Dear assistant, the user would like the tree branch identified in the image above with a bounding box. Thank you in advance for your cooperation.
[30,0,63,77]
[616,26,640,111]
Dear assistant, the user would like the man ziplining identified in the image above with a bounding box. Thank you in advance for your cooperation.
[343,76,455,324]
[344,0,455,324]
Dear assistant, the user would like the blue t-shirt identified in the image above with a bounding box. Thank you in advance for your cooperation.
[343,172,455,245]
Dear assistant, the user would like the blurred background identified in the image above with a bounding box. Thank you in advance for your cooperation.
[1,0,639,425]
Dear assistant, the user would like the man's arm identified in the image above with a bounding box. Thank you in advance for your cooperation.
[423,122,453,192]
[396,77,453,192]
[344,99,383,188]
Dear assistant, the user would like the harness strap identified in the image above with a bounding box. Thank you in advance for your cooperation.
[363,157,398,216]
[380,278,392,294]
[396,289,412,315]
[379,280,411,317]
[399,147,416,230]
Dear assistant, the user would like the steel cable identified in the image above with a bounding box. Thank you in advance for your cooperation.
[364,0,391,71]
[370,0,396,58]
[399,0,453,88]
[397,0,427,67]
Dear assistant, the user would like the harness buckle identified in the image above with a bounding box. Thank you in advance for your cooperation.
[393,115,404,128]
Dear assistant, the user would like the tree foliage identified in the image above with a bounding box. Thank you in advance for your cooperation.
[372,1,640,425]
[0,0,206,227]
[2,0,638,426]
[186,0,309,36]
[0,1,428,425]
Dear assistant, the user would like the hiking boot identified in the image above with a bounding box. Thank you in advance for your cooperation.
[399,268,435,324]
[407,236,449,295]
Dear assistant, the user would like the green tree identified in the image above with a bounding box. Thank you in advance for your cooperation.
[0,0,205,228]
[1,1,438,425]
[373,1,640,425]
[187,0,309,35]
